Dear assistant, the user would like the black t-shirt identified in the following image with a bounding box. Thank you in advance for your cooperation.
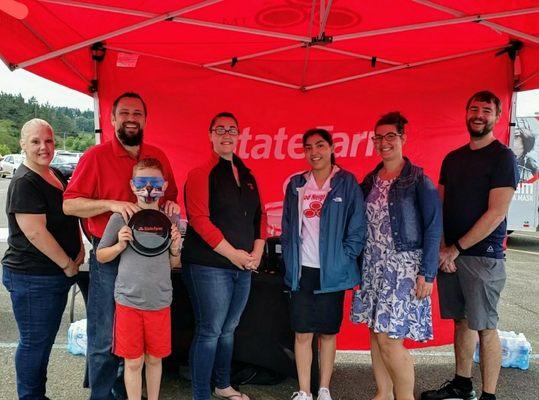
[2,164,81,275]
[439,140,518,259]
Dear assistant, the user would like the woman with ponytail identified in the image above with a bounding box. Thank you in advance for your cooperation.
[281,128,366,400]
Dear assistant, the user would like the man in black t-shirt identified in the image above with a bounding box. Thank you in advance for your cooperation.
[421,91,518,400]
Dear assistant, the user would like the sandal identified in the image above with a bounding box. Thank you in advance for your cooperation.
[212,390,250,400]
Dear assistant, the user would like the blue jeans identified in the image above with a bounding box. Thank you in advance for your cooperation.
[182,264,251,400]
[86,244,125,400]
[2,267,75,400]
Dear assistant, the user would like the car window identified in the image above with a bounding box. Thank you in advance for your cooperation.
[5,156,12,163]
[54,153,78,163]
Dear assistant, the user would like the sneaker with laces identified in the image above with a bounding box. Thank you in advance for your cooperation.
[421,380,477,400]
[317,387,332,400]
[291,391,313,400]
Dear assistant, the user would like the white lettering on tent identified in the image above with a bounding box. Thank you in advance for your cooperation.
[237,126,374,160]
[251,134,272,159]
[288,134,304,159]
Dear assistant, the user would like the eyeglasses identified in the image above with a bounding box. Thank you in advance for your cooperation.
[211,126,239,136]
[371,132,402,143]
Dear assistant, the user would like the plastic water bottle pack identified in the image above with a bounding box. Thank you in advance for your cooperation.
[67,318,87,356]
[473,330,532,370]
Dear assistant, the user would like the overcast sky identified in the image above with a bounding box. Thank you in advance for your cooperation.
[0,62,93,110]
[1,60,538,115]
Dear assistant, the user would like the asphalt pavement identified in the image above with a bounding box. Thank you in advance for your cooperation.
[0,178,537,399]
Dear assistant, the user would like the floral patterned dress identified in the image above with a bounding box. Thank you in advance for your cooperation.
[351,177,433,341]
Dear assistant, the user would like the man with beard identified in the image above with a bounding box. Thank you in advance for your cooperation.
[421,91,517,400]
[64,92,178,400]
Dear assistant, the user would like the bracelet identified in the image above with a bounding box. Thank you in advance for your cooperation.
[454,240,464,253]
[169,249,180,257]
[63,258,71,269]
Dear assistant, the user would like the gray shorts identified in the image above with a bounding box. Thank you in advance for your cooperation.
[437,256,506,331]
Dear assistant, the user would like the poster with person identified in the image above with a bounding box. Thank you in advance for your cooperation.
[508,117,539,231]
[513,117,539,182]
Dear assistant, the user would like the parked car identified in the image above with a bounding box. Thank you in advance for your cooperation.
[0,154,25,178]
[51,152,80,180]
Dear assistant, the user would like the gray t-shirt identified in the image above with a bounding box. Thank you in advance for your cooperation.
[98,212,172,310]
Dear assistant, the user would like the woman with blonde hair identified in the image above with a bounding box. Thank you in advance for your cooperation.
[2,118,84,399]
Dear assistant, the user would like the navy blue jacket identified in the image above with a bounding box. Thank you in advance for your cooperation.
[281,168,366,293]
[361,158,442,282]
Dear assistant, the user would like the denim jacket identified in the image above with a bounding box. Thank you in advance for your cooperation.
[281,168,366,293]
[361,158,442,282]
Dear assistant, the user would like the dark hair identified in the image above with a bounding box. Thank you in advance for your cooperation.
[466,90,502,116]
[132,157,163,176]
[302,128,336,165]
[515,128,536,155]
[112,92,147,116]
[374,111,408,135]
[209,112,239,132]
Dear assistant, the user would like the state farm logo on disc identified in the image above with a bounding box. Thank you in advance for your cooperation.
[128,209,172,257]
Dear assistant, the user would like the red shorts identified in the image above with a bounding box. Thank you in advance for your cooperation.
[113,302,171,359]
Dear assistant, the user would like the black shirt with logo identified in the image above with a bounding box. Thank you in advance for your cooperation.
[440,140,518,259]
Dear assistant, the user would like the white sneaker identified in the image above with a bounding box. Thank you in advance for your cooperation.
[317,387,333,400]
[291,391,313,400]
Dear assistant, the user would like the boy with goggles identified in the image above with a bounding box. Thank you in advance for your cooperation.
[131,176,166,203]
[96,158,181,400]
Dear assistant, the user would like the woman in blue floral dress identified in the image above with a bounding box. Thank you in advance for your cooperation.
[351,112,442,400]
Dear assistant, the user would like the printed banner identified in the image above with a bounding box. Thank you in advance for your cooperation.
[95,50,513,349]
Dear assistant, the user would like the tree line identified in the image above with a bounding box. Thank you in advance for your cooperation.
[0,92,95,155]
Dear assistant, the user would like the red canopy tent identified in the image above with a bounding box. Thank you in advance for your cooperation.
[2,0,539,350]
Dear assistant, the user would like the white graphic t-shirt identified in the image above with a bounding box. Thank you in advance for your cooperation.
[300,170,334,268]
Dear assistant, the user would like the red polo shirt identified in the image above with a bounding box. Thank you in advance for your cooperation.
[64,136,178,238]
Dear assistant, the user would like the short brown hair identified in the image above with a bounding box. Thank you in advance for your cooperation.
[112,92,147,116]
[209,112,238,132]
[132,158,163,177]
[466,91,502,116]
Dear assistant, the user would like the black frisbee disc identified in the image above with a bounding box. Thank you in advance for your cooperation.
[127,209,172,256]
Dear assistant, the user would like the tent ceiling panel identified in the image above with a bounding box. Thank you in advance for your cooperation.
[492,14,539,38]
[180,0,320,37]
[437,0,539,15]
[517,46,539,91]
[213,46,383,87]
[1,0,538,93]
[101,23,296,65]
[37,0,215,15]
[25,50,93,93]
[35,1,148,41]
[299,0,450,34]
[330,23,509,64]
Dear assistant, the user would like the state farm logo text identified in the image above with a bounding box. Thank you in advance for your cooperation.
[236,126,375,160]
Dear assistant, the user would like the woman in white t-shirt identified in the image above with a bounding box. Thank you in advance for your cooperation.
[281,128,366,400]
